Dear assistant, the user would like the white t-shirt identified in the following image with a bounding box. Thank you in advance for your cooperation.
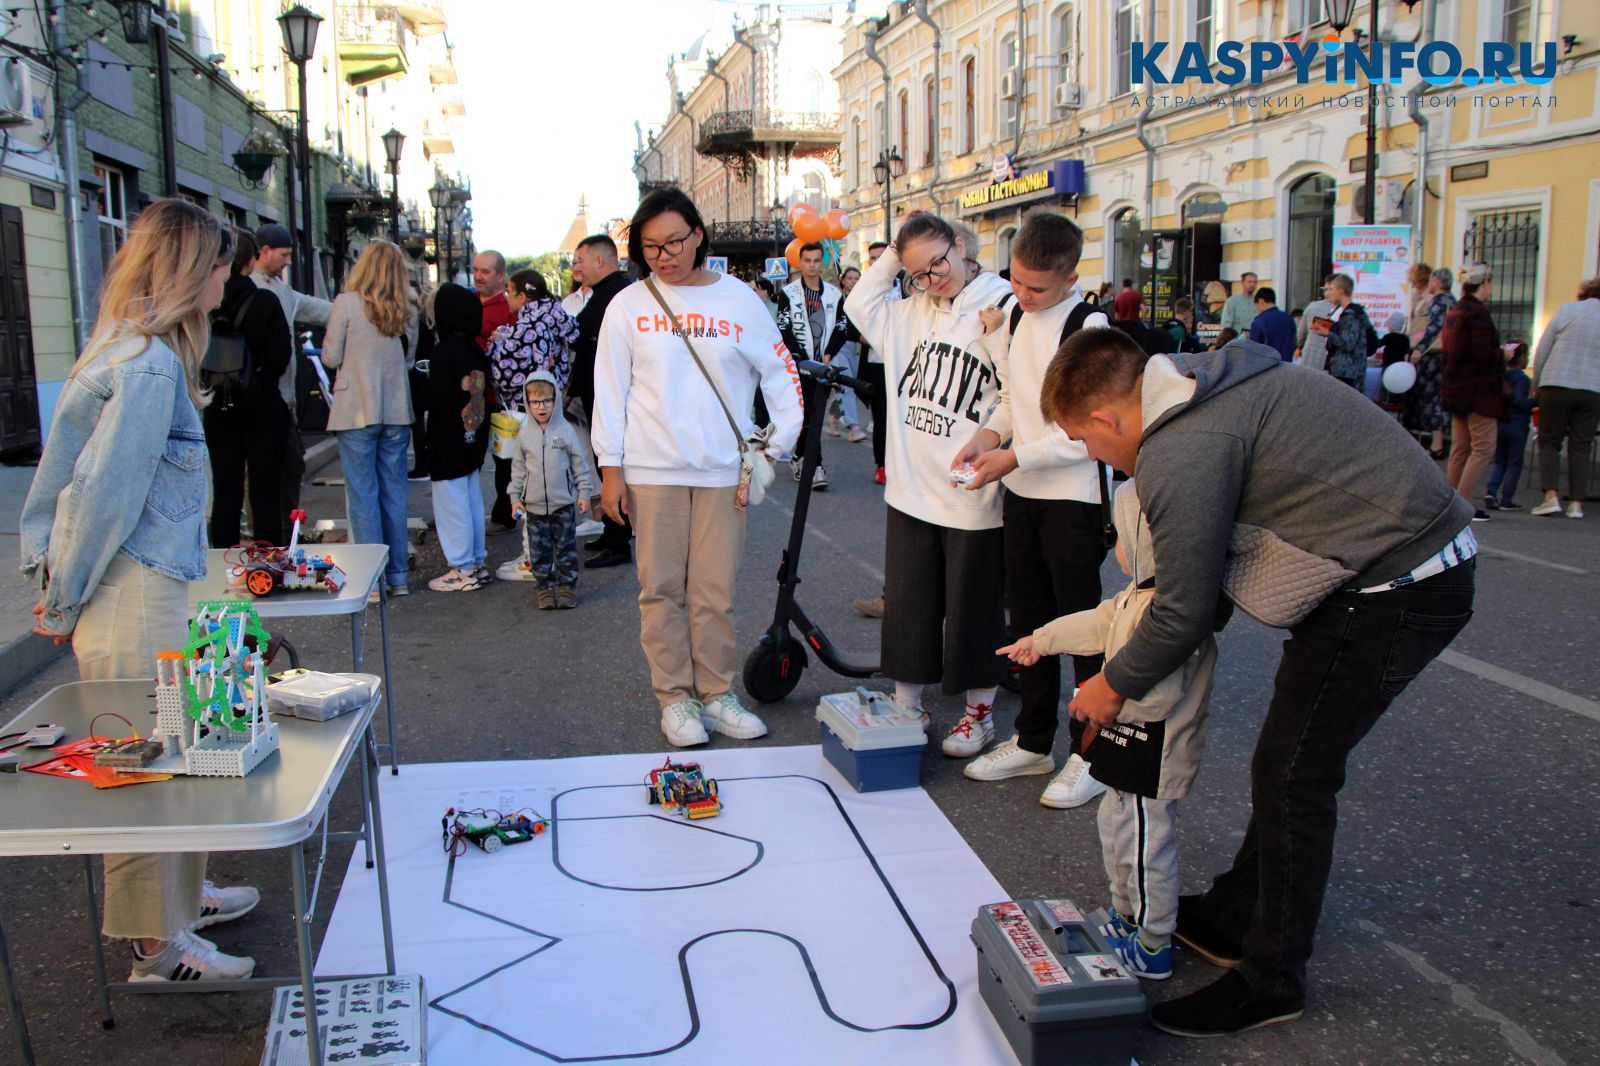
[844,247,1012,531]
[982,292,1109,502]
[592,272,805,488]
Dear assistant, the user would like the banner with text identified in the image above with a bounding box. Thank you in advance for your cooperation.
[1332,225,1413,330]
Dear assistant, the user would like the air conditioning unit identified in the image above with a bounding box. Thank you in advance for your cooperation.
[1054,82,1083,110]
[0,62,32,129]
[999,72,1017,99]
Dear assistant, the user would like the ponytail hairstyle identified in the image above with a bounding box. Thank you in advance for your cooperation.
[891,210,955,259]
[74,196,232,408]
[345,240,411,338]
[508,269,553,302]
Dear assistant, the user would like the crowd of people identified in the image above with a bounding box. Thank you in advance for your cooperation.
[15,181,1598,1047]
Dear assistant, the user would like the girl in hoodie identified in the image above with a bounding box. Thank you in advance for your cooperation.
[843,210,1013,735]
[425,283,491,592]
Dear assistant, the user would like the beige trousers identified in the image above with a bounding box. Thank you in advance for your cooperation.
[628,485,745,708]
[1448,411,1498,503]
[73,554,207,940]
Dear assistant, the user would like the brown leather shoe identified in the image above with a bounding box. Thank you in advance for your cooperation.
[852,595,884,619]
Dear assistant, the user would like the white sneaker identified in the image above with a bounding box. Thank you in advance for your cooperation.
[812,466,828,491]
[940,703,995,757]
[1568,501,1584,519]
[1039,753,1108,809]
[700,692,768,740]
[661,700,709,747]
[194,880,260,930]
[575,518,605,539]
[963,736,1055,781]
[129,928,255,983]
[1531,498,1563,516]
[497,558,537,581]
[427,567,481,592]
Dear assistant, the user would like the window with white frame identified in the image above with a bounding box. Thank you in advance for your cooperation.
[1501,0,1552,48]
[962,56,976,154]
[801,169,826,213]
[852,118,863,189]
[1283,0,1326,37]
[224,205,248,231]
[897,89,909,155]
[1115,0,1142,97]
[93,162,128,265]
[1192,0,1216,58]
[1000,32,1019,134]
[801,70,825,115]
[923,75,935,166]
[1055,4,1076,84]
[997,226,1017,267]
[874,100,886,155]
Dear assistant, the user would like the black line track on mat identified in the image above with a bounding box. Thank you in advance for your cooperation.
[428,773,958,1061]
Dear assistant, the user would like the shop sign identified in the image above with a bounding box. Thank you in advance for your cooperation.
[960,160,1087,213]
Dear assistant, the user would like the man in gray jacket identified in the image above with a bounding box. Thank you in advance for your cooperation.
[1041,330,1476,1037]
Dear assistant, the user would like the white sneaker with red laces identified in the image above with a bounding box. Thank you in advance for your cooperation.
[941,702,996,757]
[129,928,254,983]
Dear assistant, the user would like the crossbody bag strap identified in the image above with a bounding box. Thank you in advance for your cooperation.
[644,277,746,455]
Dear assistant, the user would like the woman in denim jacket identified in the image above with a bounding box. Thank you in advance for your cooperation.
[20,200,261,982]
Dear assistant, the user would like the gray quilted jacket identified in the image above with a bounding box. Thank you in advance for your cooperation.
[1103,340,1475,702]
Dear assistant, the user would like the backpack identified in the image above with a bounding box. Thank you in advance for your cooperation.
[201,298,254,411]
[997,294,1118,549]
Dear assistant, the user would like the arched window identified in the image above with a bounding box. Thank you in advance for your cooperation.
[1286,174,1336,313]
[897,89,910,155]
[801,169,827,213]
[962,57,976,154]
[1000,33,1019,136]
[923,75,936,166]
[997,227,1018,268]
[873,100,886,154]
[1112,207,1142,286]
[1181,192,1225,225]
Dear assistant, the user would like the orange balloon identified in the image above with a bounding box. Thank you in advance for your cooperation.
[784,238,803,269]
[824,209,851,241]
[793,212,828,244]
[787,203,818,229]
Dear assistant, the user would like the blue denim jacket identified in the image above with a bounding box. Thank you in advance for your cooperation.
[20,335,208,635]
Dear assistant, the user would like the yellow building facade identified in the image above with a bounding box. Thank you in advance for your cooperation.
[835,0,1599,344]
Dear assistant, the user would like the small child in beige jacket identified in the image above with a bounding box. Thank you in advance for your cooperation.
[998,479,1217,980]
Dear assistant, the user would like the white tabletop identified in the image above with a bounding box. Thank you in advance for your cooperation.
[188,544,389,618]
[0,677,379,856]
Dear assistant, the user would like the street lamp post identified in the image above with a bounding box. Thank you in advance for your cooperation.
[381,127,405,241]
[428,180,452,287]
[872,147,906,243]
[1325,0,1378,225]
[278,5,322,294]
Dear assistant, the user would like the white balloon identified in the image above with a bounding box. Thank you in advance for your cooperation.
[1382,360,1417,395]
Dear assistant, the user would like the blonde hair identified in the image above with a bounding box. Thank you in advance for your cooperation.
[1202,280,1228,308]
[345,240,410,338]
[72,197,231,407]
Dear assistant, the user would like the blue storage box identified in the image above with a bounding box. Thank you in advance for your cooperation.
[816,688,926,792]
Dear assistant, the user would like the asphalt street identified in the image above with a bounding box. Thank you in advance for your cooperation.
[0,428,1596,1066]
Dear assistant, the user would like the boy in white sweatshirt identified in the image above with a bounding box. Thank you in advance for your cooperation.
[949,211,1114,811]
[999,481,1216,980]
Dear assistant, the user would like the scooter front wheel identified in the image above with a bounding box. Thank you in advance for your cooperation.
[743,639,807,703]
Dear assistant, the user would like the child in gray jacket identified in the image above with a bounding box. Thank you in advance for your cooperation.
[509,371,595,609]
[999,479,1216,980]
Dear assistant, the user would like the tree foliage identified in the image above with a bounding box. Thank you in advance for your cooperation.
[503,252,571,295]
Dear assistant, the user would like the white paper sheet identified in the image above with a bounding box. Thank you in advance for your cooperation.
[317,747,1023,1064]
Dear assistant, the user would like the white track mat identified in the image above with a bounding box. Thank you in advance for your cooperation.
[317,746,1020,1064]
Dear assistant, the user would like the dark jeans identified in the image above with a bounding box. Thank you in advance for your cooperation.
[1487,421,1529,504]
[408,365,428,474]
[1004,493,1107,756]
[860,359,887,467]
[279,419,305,537]
[204,398,289,547]
[1196,560,1475,1001]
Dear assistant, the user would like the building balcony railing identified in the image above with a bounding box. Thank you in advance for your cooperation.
[696,110,842,157]
[638,179,679,196]
[392,0,446,36]
[337,5,407,86]
[708,218,795,251]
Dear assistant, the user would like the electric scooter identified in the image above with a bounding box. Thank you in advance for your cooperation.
[743,359,878,703]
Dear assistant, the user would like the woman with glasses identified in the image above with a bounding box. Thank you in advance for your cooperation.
[843,209,1014,736]
[21,199,262,983]
[591,188,804,748]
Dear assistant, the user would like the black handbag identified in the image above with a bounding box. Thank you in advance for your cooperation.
[201,299,254,410]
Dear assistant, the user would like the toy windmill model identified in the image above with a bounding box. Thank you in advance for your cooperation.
[154,600,280,777]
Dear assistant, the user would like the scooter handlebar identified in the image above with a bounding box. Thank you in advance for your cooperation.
[797,358,871,398]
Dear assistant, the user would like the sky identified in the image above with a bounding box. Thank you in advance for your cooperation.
[447,0,807,258]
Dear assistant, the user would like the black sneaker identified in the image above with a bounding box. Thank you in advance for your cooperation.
[1498,500,1523,511]
[1483,495,1498,510]
[1149,971,1303,1038]
[1173,894,1243,968]
[1471,509,1491,522]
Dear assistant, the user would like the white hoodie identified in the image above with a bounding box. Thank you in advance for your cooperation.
[592,272,804,488]
[844,246,1012,530]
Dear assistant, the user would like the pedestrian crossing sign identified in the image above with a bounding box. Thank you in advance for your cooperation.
[706,256,728,274]
[764,257,789,281]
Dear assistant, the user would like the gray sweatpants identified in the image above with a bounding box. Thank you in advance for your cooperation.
[1097,787,1179,947]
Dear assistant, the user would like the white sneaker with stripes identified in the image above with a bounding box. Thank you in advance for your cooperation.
[194,880,260,930]
[129,928,255,983]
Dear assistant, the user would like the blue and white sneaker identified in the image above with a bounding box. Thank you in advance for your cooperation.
[1108,932,1173,981]
[1098,909,1137,942]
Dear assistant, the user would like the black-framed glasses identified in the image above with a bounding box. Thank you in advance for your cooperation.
[527,397,556,407]
[907,243,954,292]
[641,231,692,260]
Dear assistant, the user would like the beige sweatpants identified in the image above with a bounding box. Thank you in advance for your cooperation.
[628,484,745,708]
[72,553,207,940]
